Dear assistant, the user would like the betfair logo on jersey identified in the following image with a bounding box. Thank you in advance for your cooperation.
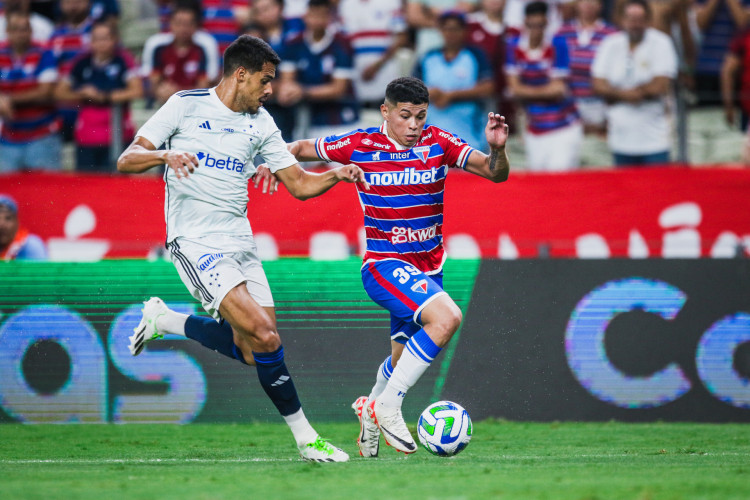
[326,138,351,151]
[367,167,438,186]
[391,224,438,244]
[195,152,245,172]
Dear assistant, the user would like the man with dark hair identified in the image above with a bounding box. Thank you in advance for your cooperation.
[117,34,367,462]
[0,194,47,260]
[277,0,358,139]
[146,2,211,105]
[505,0,582,171]
[283,75,510,456]
[0,8,61,171]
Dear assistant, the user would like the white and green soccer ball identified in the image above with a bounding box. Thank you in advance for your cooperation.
[417,401,472,456]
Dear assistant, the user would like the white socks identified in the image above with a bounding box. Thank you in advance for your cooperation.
[155,309,189,336]
[284,408,319,447]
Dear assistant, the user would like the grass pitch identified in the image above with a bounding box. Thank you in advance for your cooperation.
[1,421,748,500]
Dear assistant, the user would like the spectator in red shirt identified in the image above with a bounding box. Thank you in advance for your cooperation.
[721,28,750,163]
[466,0,519,131]
[148,2,210,104]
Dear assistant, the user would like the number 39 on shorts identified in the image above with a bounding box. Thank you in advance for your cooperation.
[393,265,421,284]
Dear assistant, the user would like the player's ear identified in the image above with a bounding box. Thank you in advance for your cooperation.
[235,66,247,82]
[380,103,389,121]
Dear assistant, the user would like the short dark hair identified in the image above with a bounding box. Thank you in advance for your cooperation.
[437,10,466,26]
[307,0,333,9]
[223,35,281,76]
[524,1,548,17]
[385,77,430,106]
[172,0,203,25]
[620,0,651,18]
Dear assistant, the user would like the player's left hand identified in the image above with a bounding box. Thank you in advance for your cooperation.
[334,164,370,190]
[485,113,509,149]
[252,164,279,194]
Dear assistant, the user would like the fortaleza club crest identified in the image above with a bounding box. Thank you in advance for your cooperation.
[411,279,428,293]
[413,146,430,163]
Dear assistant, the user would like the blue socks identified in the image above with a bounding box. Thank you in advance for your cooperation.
[184,315,248,364]
[253,346,302,417]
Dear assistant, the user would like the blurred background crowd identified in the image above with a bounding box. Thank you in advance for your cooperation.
[0,0,748,173]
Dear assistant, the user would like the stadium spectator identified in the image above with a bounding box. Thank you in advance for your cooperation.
[147,2,210,105]
[592,0,678,166]
[141,1,220,92]
[466,0,519,131]
[277,0,358,139]
[250,0,303,140]
[721,27,750,162]
[415,11,494,148]
[54,20,142,171]
[0,9,61,171]
[0,194,47,260]
[504,0,576,35]
[0,0,53,43]
[505,1,582,171]
[49,0,94,141]
[156,0,250,54]
[692,0,750,105]
[89,0,119,23]
[339,0,410,117]
[554,0,616,134]
[406,0,477,56]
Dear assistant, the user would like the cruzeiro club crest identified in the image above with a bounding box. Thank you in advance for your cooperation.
[411,279,428,294]
[413,146,430,163]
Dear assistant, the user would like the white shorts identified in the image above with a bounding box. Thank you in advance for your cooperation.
[167,234,274,320]
[524,121,583,172]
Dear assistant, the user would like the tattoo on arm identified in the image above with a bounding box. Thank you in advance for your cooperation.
[489,149,499,171]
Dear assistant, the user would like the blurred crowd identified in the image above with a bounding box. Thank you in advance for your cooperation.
[0,0,749,174]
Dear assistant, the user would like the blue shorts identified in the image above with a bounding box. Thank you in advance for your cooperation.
[361,259,447,344]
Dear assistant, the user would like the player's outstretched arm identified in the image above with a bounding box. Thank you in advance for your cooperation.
[463,113,510,183]
[274,163,369,201]
[286,139,323,162]
[117,136,199,179]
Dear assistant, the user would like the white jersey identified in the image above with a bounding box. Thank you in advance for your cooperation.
[136,87,298,243]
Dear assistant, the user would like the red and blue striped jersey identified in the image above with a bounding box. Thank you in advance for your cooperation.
[48,18,93,74]
[554,21,616,99]
[505,34,579,134]
[315,124,476,274]
[0,42,59,143]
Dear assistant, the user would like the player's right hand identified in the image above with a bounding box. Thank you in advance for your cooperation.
[334,164,370,190]
[165,150,199,179]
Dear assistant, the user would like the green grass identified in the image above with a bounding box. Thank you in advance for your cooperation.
[1,422,748,500]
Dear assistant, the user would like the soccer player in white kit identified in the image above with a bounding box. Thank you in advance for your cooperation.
[117,35,367,462]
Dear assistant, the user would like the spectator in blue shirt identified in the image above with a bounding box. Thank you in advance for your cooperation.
[415,11,495,148]
[0,194,47,261]
[277,0,359,139]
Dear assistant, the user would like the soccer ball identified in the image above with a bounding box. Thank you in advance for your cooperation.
[417,401,472,456]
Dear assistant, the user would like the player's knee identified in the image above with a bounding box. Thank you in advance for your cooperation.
[234,318,280,352]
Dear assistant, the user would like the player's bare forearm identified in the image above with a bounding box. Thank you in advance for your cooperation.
[276,163,369,200]
[118,136,199,179]
[486,146,510,182]
[287,139,323,162]
[117,141,168,174]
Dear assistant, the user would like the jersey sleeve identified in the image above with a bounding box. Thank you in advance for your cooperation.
[314,131,361,163]
[259,123,298,173]
[36,49,58,83]
[504,38,520,75]
[437,128,475,170]
[136,94,184,149]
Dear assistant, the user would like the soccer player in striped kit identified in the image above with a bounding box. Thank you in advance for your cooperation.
[286,76,511,456]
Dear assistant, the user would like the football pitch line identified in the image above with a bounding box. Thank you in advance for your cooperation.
[2,451,748,465]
